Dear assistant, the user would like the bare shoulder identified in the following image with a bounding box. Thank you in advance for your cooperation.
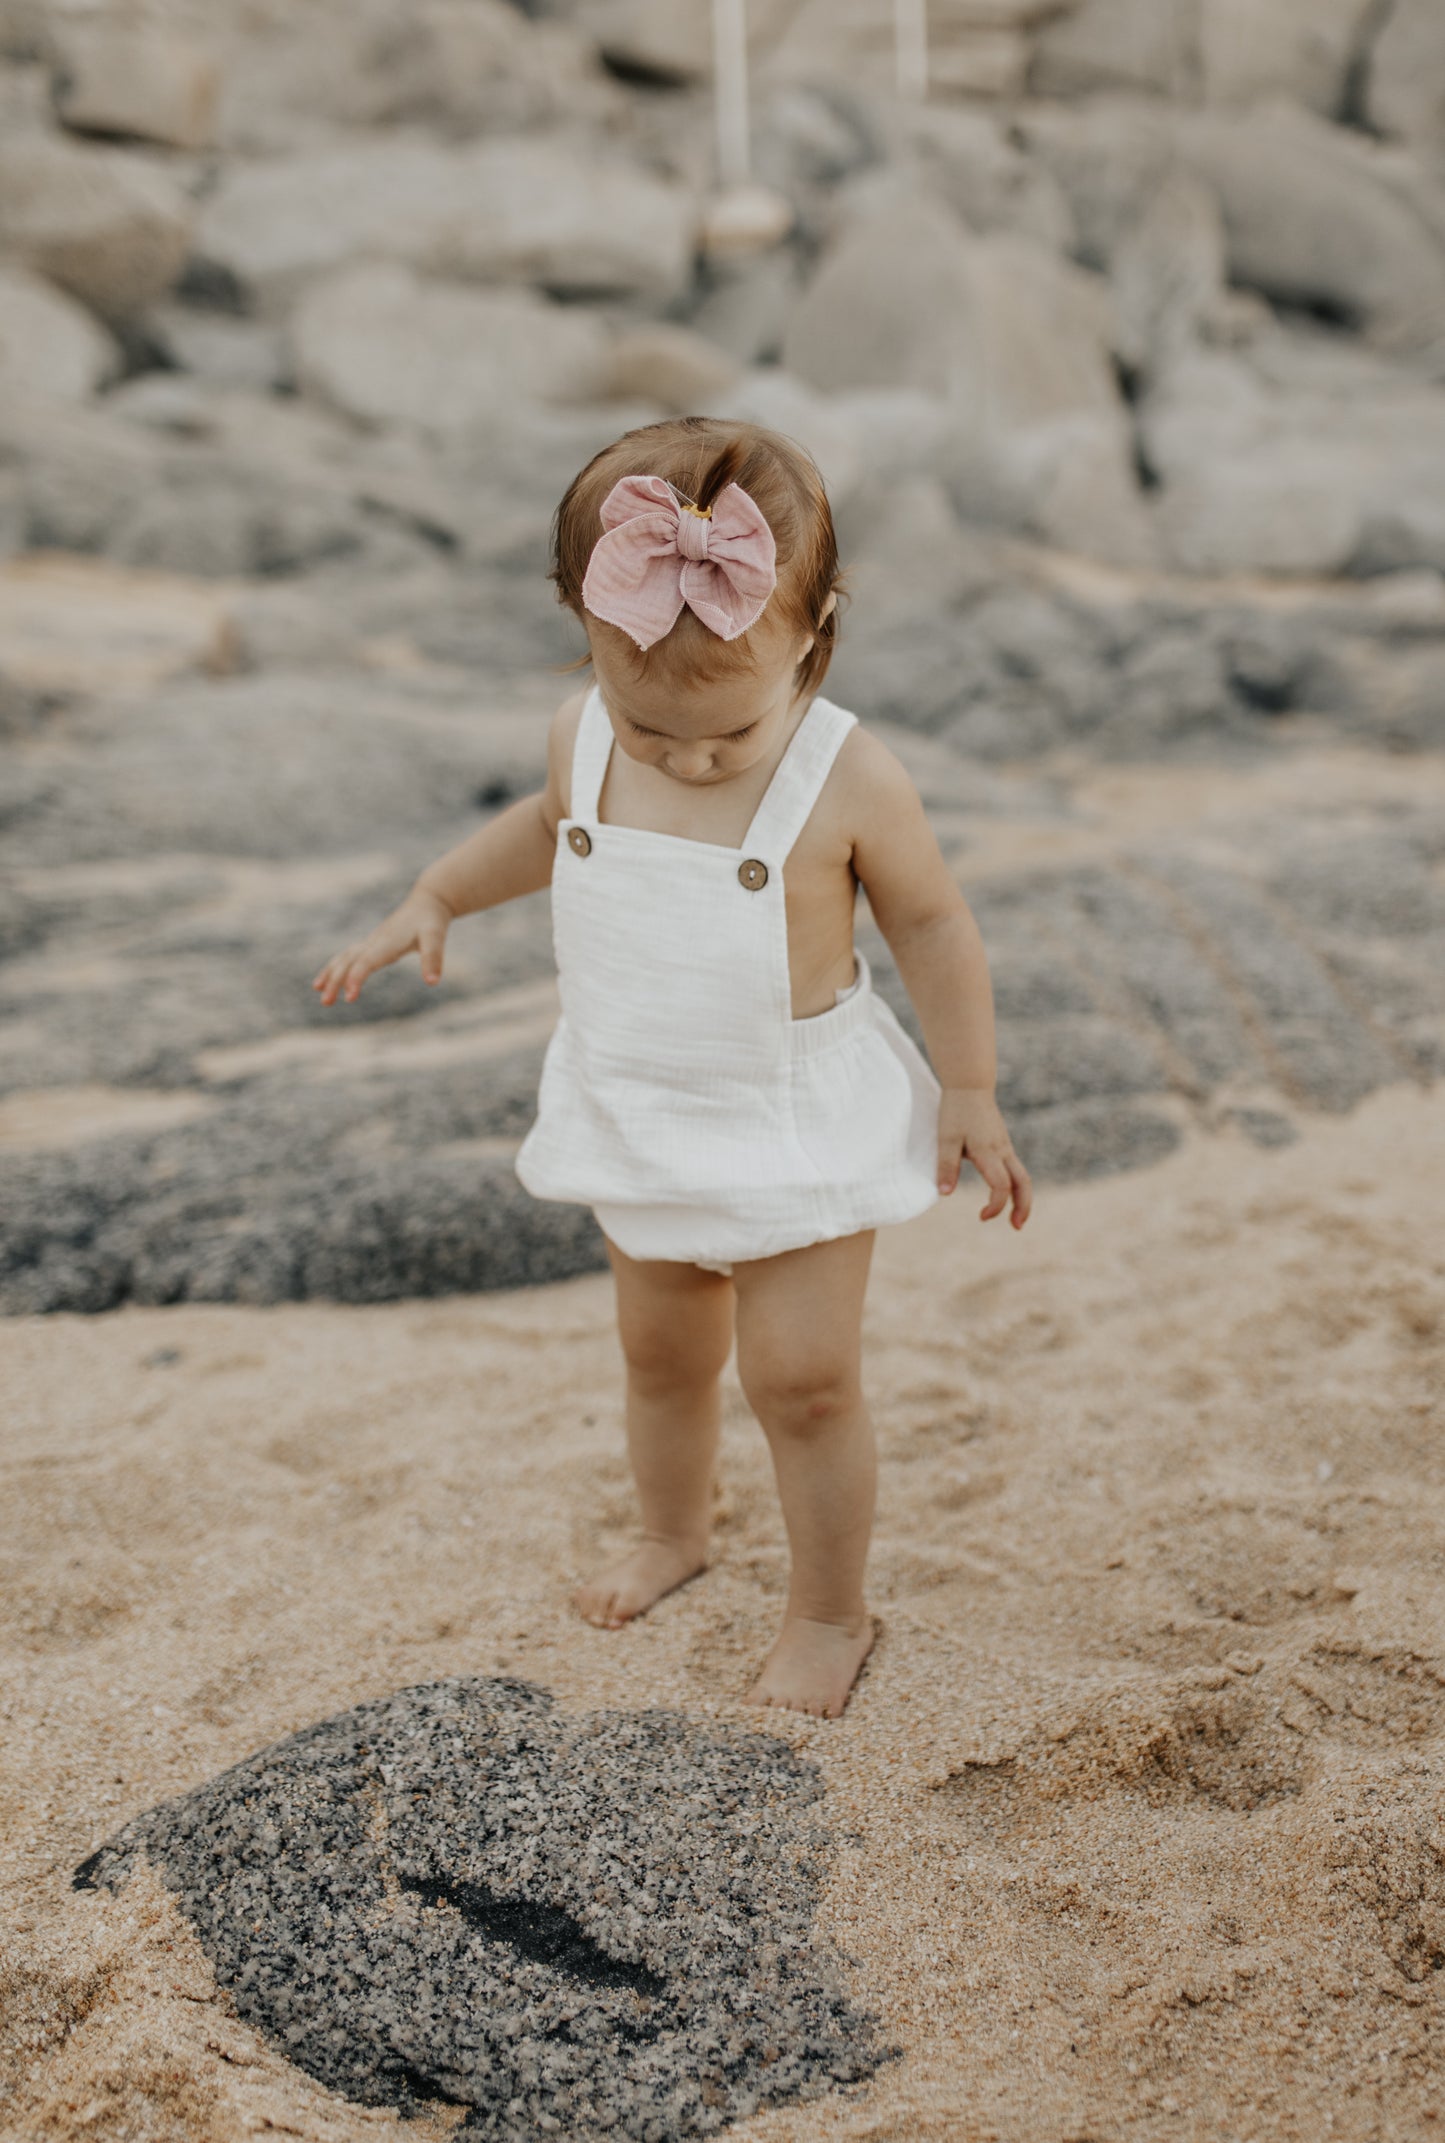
[830,716,962,939]
[539,682,592,834]
[835,721,921,799]
[831,720,930,851]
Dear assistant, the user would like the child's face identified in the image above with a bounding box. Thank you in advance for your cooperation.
[589,607,828,787]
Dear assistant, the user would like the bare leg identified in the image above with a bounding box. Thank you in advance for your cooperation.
[733,1229,878,1718]
[574,1236,735,1630]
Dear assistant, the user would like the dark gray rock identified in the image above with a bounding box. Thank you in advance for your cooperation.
[831,619,1015,742]
[4,673,545,869]
[1173,106,1445,362]
[826,572,1416,762]
[1141,335,1445,580]
[0,392,586,594]
[1266,831,1445,939]
[1065,865,1265,1090]
[1109,168,1226,385]
[1007,1097,1183,1181]
[985,949,1101,1021]
[1216,620,1304,714]
[0,665,48,736]
[0,867,371,1085]
[2,398,447,582]
[1301,921,1445,1081]
[968,587,1110,698]
[688,247,803,365]
[996,1014,1171,1113]
[0,880,42,962]
[1317,932,1445,1038]
[1030,4,1196,102]
[1149,857,1409,1108]
[74,1677,891,2140]
[1015,98,1178,272]
[107,467,400,580]
[833,582,1119,755]
[1366,0,1445,150]
[1097,630,1233,749]
[149,301,290,392]
[376,569,582,675]
[0,1054,598,1314]
[901,103,1075,254]
[757,83,881,193]
[195,137,695,310]
[943,692,1068,760]
[1343,642,1445,752]
[0,848,556,1095]
[1219,1106,1299,1149]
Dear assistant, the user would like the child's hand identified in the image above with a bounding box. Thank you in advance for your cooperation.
[311,888,453,1007]
[937,1088,1032,1229]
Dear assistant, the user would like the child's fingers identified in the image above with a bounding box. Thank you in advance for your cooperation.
[418,928,446,986]
[318,926,426,1004]
[340,947,384,1001]
[973,1150,1013,1221]
[936,1138,965,1194]
[312,951,355,1005]
[1007,1154,1034,1229]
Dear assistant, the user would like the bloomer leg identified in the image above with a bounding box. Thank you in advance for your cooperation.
[574,1234,735,1630]
[732,1228,878,1718]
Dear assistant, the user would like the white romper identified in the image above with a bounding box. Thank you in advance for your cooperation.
[512,682,942,1273]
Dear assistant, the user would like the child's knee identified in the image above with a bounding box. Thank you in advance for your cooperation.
[737,1349,860,1437]
[620,1314,730,1393]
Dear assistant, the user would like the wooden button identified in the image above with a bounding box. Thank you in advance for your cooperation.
[738,858,768,891]
[567,825,592,856]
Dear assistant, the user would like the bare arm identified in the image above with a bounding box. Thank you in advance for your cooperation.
[418,685,588,917]
[414,789,555,919]
[313,688,585,1007]
[848,732,1031,1228]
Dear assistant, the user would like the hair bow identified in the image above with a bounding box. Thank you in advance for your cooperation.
[580,473,778,650]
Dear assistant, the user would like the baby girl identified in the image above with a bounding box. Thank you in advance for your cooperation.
[313,418,1031,1719]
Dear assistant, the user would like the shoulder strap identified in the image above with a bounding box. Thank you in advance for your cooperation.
[568,682,613,821]
[741,697,858,862]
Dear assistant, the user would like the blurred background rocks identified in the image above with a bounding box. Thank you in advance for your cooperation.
[1,0,1443,1310]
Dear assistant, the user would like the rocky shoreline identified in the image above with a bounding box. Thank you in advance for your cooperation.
[1,0,1443,1312]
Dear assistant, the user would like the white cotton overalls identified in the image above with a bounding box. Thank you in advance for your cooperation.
[512,682,942,1273]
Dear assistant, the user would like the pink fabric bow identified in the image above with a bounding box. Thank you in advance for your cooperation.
[580,474,778,650]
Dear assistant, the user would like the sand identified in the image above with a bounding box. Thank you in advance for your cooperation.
[3,1079,1444,2142]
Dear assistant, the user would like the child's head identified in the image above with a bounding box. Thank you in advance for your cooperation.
[551,418,842,763]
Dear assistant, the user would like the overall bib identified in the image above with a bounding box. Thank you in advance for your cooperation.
[513,683,942,1272]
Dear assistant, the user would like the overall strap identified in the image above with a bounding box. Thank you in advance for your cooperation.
[568,683,613,821]
[741,698,858,862]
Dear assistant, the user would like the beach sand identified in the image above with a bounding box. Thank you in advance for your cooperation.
[3,1079,1443,2141]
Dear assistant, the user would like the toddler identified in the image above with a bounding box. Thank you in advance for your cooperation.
[314,418,1031,1719]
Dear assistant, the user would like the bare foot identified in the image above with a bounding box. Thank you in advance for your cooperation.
[747,1613,877,1719]
[574,1537,708,1630]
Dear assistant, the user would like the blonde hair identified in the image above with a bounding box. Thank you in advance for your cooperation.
[550,416,844,700]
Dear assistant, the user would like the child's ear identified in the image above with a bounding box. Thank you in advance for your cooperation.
[818,590,838,627]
